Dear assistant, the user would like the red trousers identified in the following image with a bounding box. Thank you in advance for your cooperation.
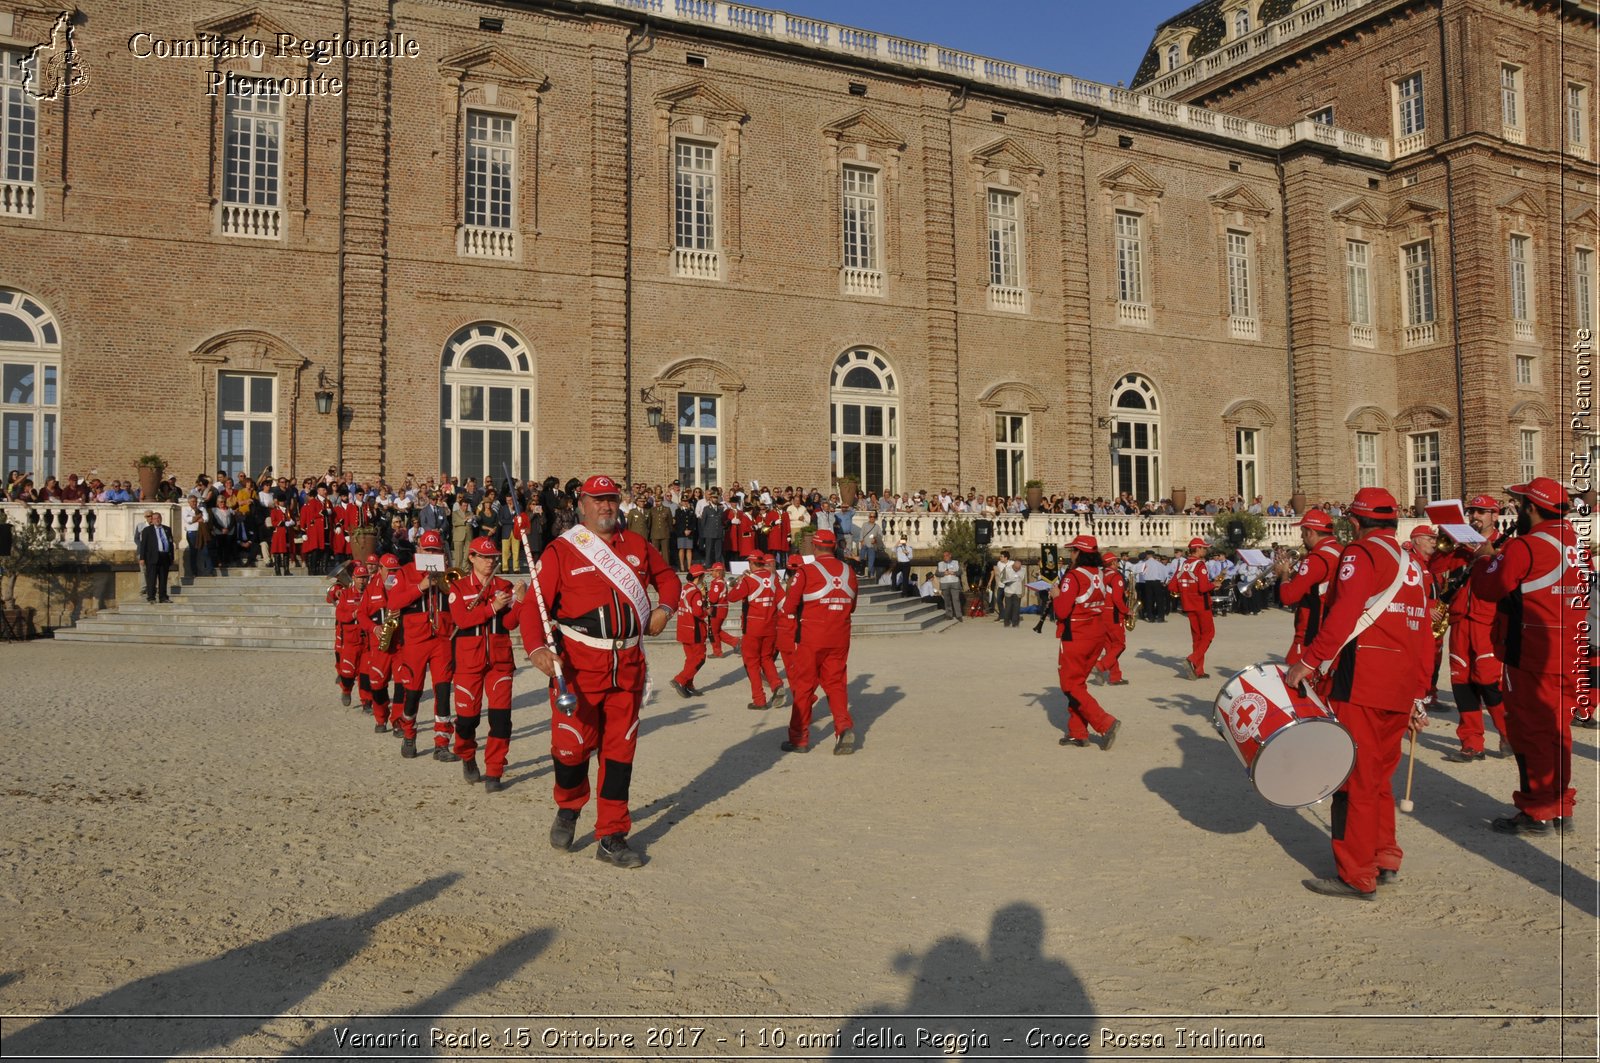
[334,625,362,680]
[787,643,853,745]
[1449,620,1504,686]
[1503,666,1577,820]
[453,641,514,778]
[394,632,455,690]
[1454,683,1507,756]
[742,631,782,705]
[709,616,739,656]
[1059,633,1114,740]
[1096,621,1126,683]
[365,646,397,728]
[549,676,643,839]
[1329,700,1409,893]
[1184,607,1214,674]
[675,642,707,687]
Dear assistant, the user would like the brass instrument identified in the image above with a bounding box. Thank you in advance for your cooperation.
[431,566,467,592]
[1430,602,1450,639]
[378,609,401,652]
[1123,567,1138,631]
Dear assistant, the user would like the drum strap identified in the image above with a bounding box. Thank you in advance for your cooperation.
[1322,538,1411,671]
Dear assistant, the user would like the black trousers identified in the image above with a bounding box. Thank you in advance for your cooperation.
[143,560,171,601]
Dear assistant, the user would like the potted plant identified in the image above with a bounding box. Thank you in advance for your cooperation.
[135,453,166,503]
[1024,479,1045,512]
[837,474,860,508]
[1170,486,1188,512]
[1,516,67,638]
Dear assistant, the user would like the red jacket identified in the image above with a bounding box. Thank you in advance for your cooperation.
[675,583,707,644]
[781,555,857,649]
[301,497,330,552]
[1472,519,1586,674]
[762,510,791,553]
[706,575,729,619]
[726,510,757,555]
[1102,567,1128,626]
[1302,531,1434,710]
[1169,557,1214,611]
[1279,536,1341,649]
[386,562,453,640]
[728,569,782,636]
[268,506,295,554]
[1054,565,1107,641]
[448,571,521,635]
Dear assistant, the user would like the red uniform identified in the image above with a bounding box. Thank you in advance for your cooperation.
[301,496,330,554]
[1472,518,1587,821]
[781,554,857,748]
[1279,537,1342,666]
[728,569,784,707]
[1095,564,1129,685]
[335,500,362,557]
[1169,556,1216,677]
[361,575,399,730]
[1054,566,1117,742]
[329,583,368,704]
[762,510,792,560]
[1301,530,1434,894]
[385,563,456,750]
[1437,544,1508,756]
[726,509,756,560]
[449,571,522,781]
[268,506,294,555]
[673,582,709,691]
[706,573,739,656]
[519,525,681,840]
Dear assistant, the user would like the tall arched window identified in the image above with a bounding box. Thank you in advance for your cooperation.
[0,288,61,479]
[440,322,533,487]
[1110,374,1162,503]
[830,348,899,496]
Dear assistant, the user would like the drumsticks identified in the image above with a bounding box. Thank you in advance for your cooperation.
[1398,726,1418,814]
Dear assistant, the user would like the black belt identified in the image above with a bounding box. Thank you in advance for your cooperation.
[455,620,508,637]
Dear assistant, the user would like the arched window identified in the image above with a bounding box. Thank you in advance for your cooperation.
[0,289,61,479]
[440,322,533,487]
[1234,9,1251,38]
[830,348,899,496]
[1166,44,1181,71]
[1110,374,1162,503]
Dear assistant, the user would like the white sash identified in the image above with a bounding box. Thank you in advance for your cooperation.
[561,525,652,628]
[1322,536,1415,671]
[1520,531,1569,594]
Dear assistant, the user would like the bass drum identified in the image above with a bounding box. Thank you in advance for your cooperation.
[1214,663,1355,808]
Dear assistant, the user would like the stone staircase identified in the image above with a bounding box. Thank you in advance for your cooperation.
[54,568,954,651]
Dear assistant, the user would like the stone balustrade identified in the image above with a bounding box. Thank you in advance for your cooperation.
[1,502,180,556]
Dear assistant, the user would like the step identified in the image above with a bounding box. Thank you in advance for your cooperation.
[116,604,337,620]
[70,618,332,638]
[53,631,328,651]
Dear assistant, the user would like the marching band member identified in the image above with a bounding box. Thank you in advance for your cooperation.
[671,564,709,699]
[1170,537,1216,679]
[1053,535,1120,749]
[705,563,740,658]
[363,554,403,733]
[1286,487,1434,901]
[328,563,369,709]
[519,474,681,869]
[1472,478,1586,835]
[1093,549,1130,686]
[727,551,786,709]
[386,529,457,761]
[1274,509,1341,666]
[1436,498,1510,762]
[448,536,524,793]
[780,528,859,755]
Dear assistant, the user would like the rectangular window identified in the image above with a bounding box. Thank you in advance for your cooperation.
[224,84,281,207]
[841,165,879,273]
[988,189,1021,290]
[1403,241,1435,326]
[1509,234,1532,323]
[1396,72,1425,137]
[1569,84,1588,152]
[1516,354,1534,386]
[1310,107,1335,126]
[464,111,514,230]
[1577,248,1595,333]
[674,141,717,251]
[677,392,720,490]
[2,50,37,188]
[1115,211,1144,305]
[1346,240,1372,325]
[1234,428,1259,501]
[1226,230,1253,319]
[1409,431,1441,504]
[1520,429,1538,483]
[1501,64,1522,129]
[1355,432,1379,489]
[994,413,1026,496]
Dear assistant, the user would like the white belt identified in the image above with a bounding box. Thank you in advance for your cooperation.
[558,624,640,651]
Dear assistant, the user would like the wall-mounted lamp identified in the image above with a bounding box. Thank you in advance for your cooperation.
[1096,416,1112,429]
[314,369,335,416]
[640,385,665,430]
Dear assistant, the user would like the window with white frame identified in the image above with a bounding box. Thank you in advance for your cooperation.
[995,413,1027,497]
[1234,427,1259,501]
[0,288,60,479]
[1,51,37,218]
[673,140,718,279]
[1355,432,1379,489]
[1115,211,1145,310]
[439,322,534,487]
[1516,354,1535,386]
[221,82,282,238]
[830,348,899,497]
[1519,429,1538,482]
[461,110,515,257]
[1233,9,1250,38]
[1409,431,1441,504]
[1509,234,1532,325]
[841,165,880,293]
[1310,107,1335,126]
[216,372,276,479]
[1166,44,1181,71]
[1395,72,1425,147]
[677,393,720,490]
[1110,375,1161,504]
[1500,64,1523,131]
[1347,239,1372,324]
[1403,240,1436,326]
[1577,248,1595,333]
[988,188,1023,308]
[1226,230,1254,321]
[1569,84,1589,154]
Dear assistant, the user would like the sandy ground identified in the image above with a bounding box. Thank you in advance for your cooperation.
[0,606,1596,1062]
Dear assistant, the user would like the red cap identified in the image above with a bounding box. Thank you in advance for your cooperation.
[1102,550,1118,562]
[1409,524,1437,540]
[1507,477,1570,511]
[580,474,621,499]
[1348,487,1398,519]
[1295,508,1334,532]
[1187,537,1208,550]
[1464,494,1501,512]
[749,552,770,564]
[689,563,706,578]
[469,536,500,557]
[812,528,837,547]
[379,553,401,569]
[417,529,444,551]
[352,563,371,577]
[1068,534,1098,552]
[711,562,725,571]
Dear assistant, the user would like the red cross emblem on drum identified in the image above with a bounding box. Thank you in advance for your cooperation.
[1222,692,1269,745]
[1213,663,1355,808]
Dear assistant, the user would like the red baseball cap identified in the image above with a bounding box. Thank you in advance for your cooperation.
[469,536,499,557]
[1464,494,1501,512]
[1409,524,1437,540]
[352,562,371,577]
[1295,508,1333,532]
[812,528,837,547]
[1102,550,1118,562]
[417,529,444,551]
[1348,486,1398,519]
[749,552,770,564]
[1068,534,1098,552]
[379,553,402,569]
[580,475,621,499]
[711,562,725,571]
[1506,477,1570,511]
[1187,537,1208,550]
[689,563,706,577]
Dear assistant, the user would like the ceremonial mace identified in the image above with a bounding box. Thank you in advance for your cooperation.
[1398,726,1418,814]
[505,465,578,716]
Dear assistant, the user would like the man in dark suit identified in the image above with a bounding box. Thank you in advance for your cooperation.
[137,510,175,603]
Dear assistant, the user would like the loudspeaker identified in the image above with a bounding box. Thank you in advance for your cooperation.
[0,520,11,557]
[1228,521,1247,547]
[973,519,993,546]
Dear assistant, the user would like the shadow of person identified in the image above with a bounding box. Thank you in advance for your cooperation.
[1023,686,1074,739]
[1135,646,1188,674]
[835,902,1095,1058]
[285,926,555,1058]
[1141,723,1329,876]
[838,673,903,744]
[1,875,460,1060]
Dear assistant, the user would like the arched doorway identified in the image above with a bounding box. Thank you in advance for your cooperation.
[830,348,899,496]
[440,322,533,487]
[1110,374,1162,503]
[0,288,61,479]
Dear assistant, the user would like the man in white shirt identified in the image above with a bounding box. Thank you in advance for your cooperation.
[993,550,1024,627]
[894,537,915,597]
[936,550,963,621]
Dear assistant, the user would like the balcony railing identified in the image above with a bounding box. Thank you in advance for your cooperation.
[1117,301,1151,326]
[1403,322,1437,348]
[674,247,720,280]
[989,285,1025,312]
[459,225,517,259]
[1350,323,1375,347]
[219,203,282,240]
[1229,316,1259,340]
[1514,320,1535,341]
[1143,0,1383,98]
[1,180,37,218]
[842,267,883,296]
[1503,124,1526,145]
[1396,131,1428,157]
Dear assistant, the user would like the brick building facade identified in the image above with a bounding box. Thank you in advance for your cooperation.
[1,0,1593,506]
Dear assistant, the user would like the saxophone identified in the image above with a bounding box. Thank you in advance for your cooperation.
[1122,570,1138,631]
[378,609,401,652]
